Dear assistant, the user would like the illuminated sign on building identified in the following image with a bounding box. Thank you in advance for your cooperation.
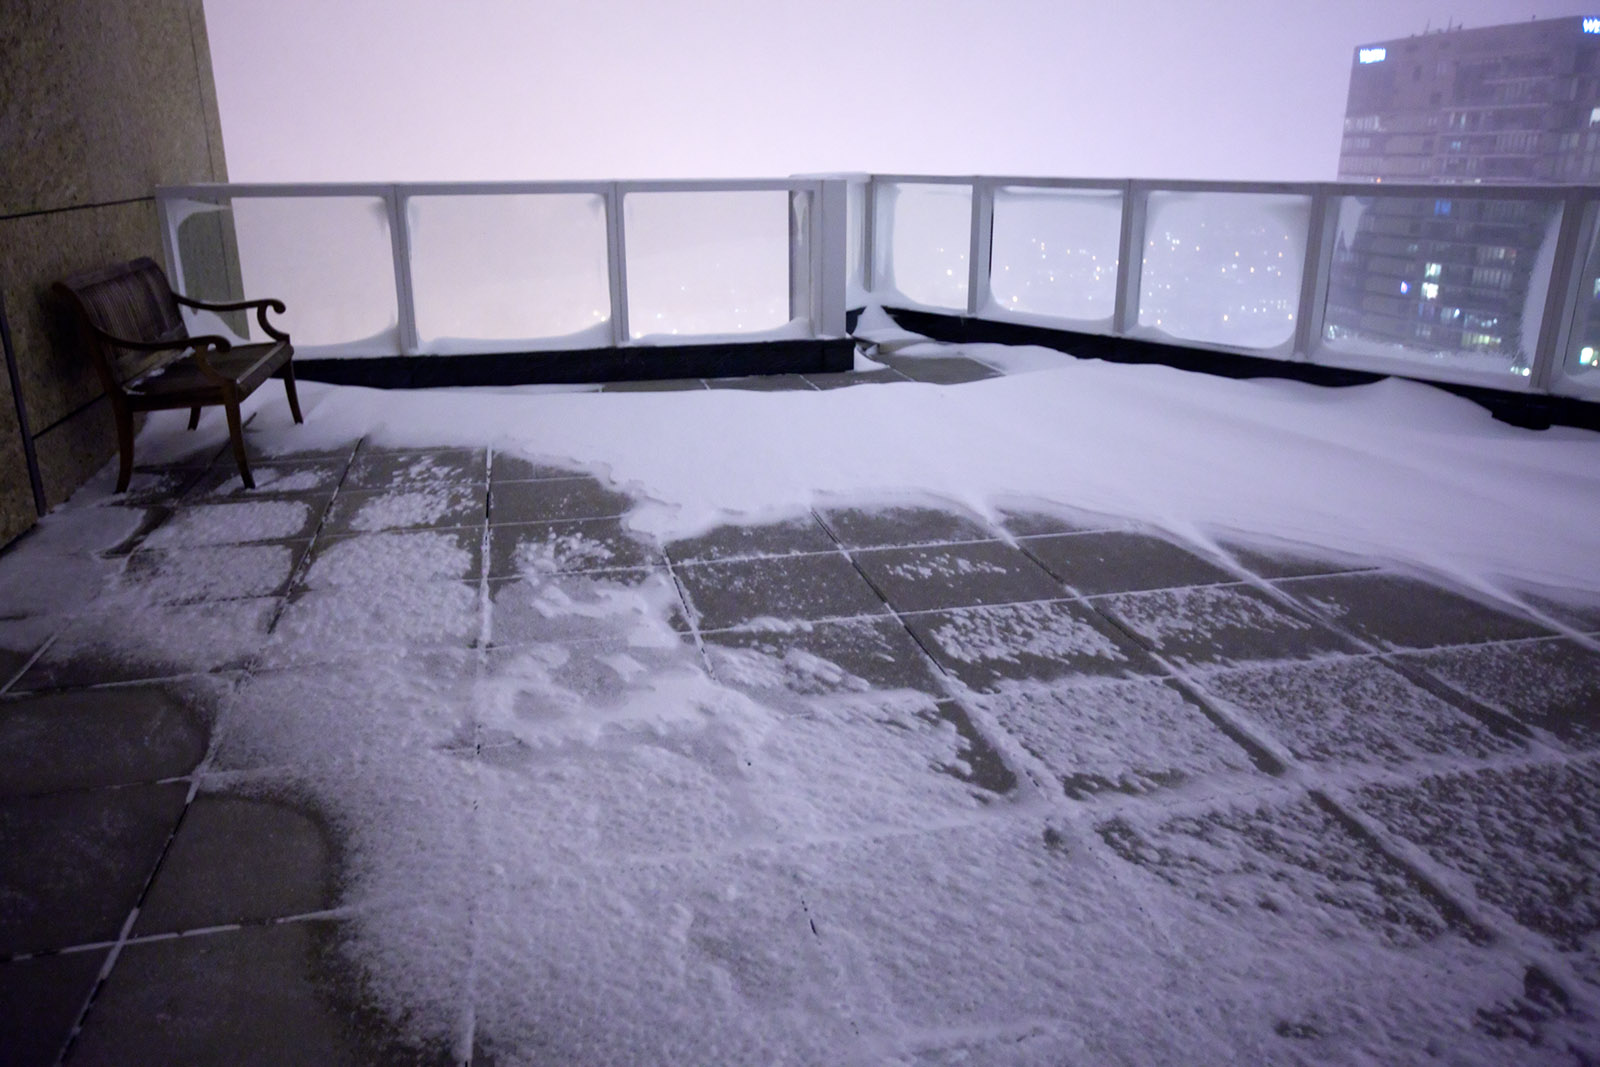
[1359,47,1387,63]
[1584,16,1600,33]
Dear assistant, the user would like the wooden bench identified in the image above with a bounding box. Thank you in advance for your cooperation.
[54,257,302,492]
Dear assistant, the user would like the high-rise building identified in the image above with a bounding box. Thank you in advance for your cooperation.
[1339,15,1600,183]
[1324,17,1596,380]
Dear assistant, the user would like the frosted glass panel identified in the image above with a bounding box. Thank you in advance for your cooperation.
[624,190,790,339]
[846,182,866,298]
[408,194,610,351]
[875,182,970,310]
[988,187,1121,325]
[227,197,399,351]
[1138,191,1309,350]
[1322,195,1561,382]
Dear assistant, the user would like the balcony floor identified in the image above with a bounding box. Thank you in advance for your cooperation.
[3,342,1599,1065]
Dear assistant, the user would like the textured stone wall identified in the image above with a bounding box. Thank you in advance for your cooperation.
[0,0,228,546]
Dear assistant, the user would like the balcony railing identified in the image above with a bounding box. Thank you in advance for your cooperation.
[157,176,1600,401]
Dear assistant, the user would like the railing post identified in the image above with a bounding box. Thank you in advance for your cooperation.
[1113,180,1144,336]
[862,178,878,299]
[1294,186,1336,362]
[967,179,993,317]
[387,186,420,355]
[1530,193,1591,394]
[606,183,631,346]
[813,180,847,336]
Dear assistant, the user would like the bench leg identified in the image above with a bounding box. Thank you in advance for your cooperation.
[187,406,201,431]
[282,361,304,424]
[113,404,135,494]
[223,393,254,490]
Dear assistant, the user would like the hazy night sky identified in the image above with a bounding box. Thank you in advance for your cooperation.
[205,0,1587,182]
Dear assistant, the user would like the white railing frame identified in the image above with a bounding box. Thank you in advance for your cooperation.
[861,174,1600,400]
[157,178,847,359]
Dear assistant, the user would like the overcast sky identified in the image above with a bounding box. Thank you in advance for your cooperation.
[204,0,1587,183]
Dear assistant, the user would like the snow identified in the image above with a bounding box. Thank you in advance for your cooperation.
[245,336,1600,602]
[8,325,1600,1062]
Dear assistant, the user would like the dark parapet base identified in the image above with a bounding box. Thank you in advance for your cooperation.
[880,307,1600,434]
[295,337,855,390]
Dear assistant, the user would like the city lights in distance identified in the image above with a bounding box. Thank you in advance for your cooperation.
[1359,47,1387,63]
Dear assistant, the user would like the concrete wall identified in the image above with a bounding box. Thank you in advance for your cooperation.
[0,0,229,545]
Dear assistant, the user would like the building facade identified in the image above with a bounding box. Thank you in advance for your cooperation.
[1339,16,1600,184]
[1326,17,1598,379]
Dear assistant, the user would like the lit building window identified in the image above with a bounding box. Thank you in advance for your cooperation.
[1421,282,1439,300]
[1424,262,1441,278]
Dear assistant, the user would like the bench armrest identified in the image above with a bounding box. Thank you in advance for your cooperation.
[88,322,238,384]
[173,294,290,342]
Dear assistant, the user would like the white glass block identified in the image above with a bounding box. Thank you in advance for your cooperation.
[1138,191,1310,351]
[987,186,1122,326]
[226,197,400,352]
[1320,195,1561,383]
[408,193,611,351]
[846,181,866,301]
[623,190,791,340]
[875,182,970,311]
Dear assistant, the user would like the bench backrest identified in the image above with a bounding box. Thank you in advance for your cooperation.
[55,258,190,390]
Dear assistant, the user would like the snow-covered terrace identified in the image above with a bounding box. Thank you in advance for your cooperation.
[3,177,1600,1064]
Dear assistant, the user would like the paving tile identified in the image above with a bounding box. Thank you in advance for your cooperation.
[0,681,220,796]
[1276,572,1554,651]
[184,459,349,501]
[800,819,1176,1039]
[488,477,634,525]
[300,529,483,589]
[852,540,1065,613]
[343,448,487,491]
[489,454,589,483]
[120,540,309,603]
[488,518,661,578]
[994,503,1129,537]
[140,497,328,548]
[974,678,1262,798]
[212,654,478,775]
[1096,585,1356,669]
[487,569,691,647]
[1019,531,1237,595]
[1402,639,1600,751]
[703,373,817,391]
[1199,657,1519,770]
[1219,539,1380,580]
[664,515,836,563]
[91,465,206,507]
[675,552,888,631]
[264,580,482,668]
[1513,585,1600,633]
[17,598,277,690]
[876,354,1000,384]
[600,378,709,392]
[703,615,945,698]
[1354,761,1600,984]
[135,792,338,934]
[929,700,1019,796]
[0,783,187,955]
[1097,792,1478,947]
[0,615,63,687]
[903,600,1161,692]
[815,505,996,548]
[321,483,486,536]
[801,368,910,389]
[0,947,107,1066]
[71,920,457,1066]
